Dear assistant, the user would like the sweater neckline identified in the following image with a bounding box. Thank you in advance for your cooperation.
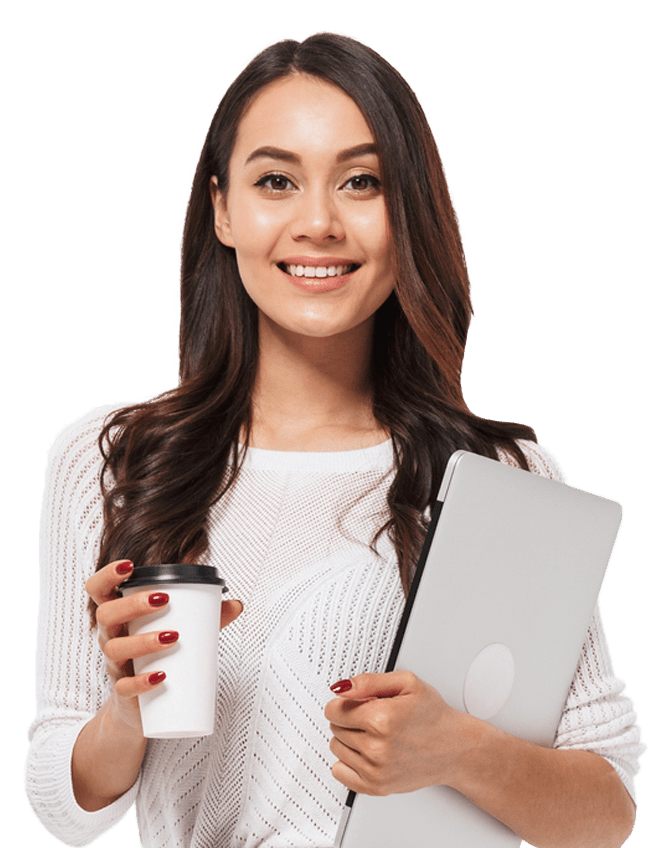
[239,438,394,472]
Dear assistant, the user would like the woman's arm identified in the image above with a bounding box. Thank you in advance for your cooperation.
[327,444,639,845]
[75,560,243,812]
[71,694,148,813]
[71,559,157,812]
[27,409,245,837]
[326,671,635,848]
[26,409,142,844]
[452,708,634,848]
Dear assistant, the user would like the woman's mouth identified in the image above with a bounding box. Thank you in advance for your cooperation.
[278,262,360,278]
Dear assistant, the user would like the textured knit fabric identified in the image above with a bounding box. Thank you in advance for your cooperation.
[26,406,643,848]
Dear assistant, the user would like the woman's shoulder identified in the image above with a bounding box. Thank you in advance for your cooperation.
[496,439,565,483]
[47,404,126,462]
[40,406,129,546]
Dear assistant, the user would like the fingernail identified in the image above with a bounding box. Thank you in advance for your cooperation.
[149,592,169,607]
[158,630,179,644]
[330,679,353,694]
[116,561,133,575]
[149,671,166,685]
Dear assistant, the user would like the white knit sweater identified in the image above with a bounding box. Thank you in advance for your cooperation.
[26,406,643,848]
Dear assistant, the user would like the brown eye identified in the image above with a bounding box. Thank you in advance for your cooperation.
[255,174,294,191]
[344,174,381,192]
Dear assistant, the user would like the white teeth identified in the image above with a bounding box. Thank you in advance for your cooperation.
[285,263,353,278]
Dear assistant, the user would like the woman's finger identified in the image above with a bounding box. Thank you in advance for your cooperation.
[330,670,418,700]
[328,722,366,752]
[114,669,168,701]
[103,630,180,666]
[325,692,391,731]
[331,759,386,795]
[95,589,169,634]
[89,565,243,627]
[85,559,134,606]
[329,732,394,794]
[220,599,243,629]
[99,593,242,634]
[330,733,366,768]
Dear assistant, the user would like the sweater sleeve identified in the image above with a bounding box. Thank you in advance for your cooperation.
[26,406,140,846]
[502,440,644,801]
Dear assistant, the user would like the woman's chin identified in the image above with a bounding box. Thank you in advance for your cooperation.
[258,311,373,344]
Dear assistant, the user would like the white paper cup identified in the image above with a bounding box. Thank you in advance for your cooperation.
[120,564,227,738]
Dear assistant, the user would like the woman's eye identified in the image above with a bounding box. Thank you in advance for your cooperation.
[254,174,294,192]
[343,174,381,192]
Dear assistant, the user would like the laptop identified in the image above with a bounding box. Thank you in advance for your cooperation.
[334,449,622,848]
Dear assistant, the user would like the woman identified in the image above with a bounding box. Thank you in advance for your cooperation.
[27,33,641,848]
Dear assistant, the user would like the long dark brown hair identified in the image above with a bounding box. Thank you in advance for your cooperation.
[92,33,535,619]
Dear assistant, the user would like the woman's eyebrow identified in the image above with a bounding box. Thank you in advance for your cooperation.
[244,143,378,166]
[245,146,300,166]
[336,143,378,163]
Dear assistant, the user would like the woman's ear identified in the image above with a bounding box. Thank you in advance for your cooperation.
[210,176,235,248]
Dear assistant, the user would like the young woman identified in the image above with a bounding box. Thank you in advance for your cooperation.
[27,33,641,848]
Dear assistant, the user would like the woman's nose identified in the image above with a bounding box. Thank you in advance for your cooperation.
[290,189,345,243]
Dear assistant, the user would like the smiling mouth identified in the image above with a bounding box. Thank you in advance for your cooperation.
[278,262,360,278]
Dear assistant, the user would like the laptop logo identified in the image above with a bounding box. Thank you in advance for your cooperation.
[463,642,515,720]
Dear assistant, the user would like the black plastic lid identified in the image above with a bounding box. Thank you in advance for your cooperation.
[120,564,228,591]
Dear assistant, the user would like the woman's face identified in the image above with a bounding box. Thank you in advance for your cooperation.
[211,74,395,342]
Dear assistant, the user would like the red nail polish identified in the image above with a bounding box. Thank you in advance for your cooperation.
[149,671,166,685]
[330,679,353,694]
[158,631,179,644]
[149,592,169,607]
[116,561,133,575]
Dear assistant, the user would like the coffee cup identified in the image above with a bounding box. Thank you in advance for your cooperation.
[120,564,227,738]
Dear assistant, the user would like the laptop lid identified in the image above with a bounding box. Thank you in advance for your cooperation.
[335,450,622,848]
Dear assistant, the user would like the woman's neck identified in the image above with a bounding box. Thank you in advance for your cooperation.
[247,315,388,452]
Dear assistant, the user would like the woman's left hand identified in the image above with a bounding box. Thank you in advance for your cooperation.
[325,670,472,796]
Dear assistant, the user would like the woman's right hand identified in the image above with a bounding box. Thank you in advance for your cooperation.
[85,560,243,733]
[74,561,240,810]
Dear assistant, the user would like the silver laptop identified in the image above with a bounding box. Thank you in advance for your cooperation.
[334,450,622,848]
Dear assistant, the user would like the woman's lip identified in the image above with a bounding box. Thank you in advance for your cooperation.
[279,256,358,266]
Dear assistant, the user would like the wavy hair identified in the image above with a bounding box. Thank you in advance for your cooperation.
[92,33,535,619]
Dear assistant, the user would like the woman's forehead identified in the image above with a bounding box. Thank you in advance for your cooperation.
[231,75,377,168]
